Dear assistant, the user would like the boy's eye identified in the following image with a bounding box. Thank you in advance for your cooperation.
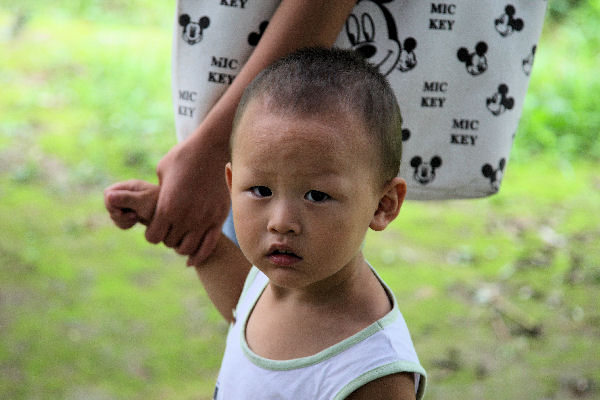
[250,186,272,198]
[305,190,330,202]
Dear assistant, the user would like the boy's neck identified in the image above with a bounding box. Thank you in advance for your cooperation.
[267,253,387,309]
[245,253,392,360]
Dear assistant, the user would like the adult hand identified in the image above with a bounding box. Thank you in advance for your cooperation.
[145,132,231,265]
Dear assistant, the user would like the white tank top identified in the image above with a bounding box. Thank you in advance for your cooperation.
[213,267,426,399]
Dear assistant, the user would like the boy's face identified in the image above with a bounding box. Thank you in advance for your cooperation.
[226,99,397,292]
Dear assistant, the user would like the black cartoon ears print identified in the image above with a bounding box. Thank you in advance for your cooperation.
[397,37,418,72]
[486,84,514,116]
[248,21,269,46]
[495,5,524,37]
[482,158,506,192]
[401,128,411,142]
[457,41,488,76]
[410,155,442,185]
[179,14,210,45]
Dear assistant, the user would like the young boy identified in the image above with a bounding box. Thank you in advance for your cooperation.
[105,47,426,399]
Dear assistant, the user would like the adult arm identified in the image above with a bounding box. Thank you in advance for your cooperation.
[145,0,358,265]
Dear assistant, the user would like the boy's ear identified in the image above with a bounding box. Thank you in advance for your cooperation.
[225,162,233,193]
[369,177,406,231]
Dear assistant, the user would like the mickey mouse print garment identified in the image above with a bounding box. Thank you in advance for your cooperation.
[172,0,547,199]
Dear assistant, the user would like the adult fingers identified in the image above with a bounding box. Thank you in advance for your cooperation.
[163,225,189,249]
[176,231,203,256]
[144,202,173,245]
[145,213,170,244]
[187,227,221,266]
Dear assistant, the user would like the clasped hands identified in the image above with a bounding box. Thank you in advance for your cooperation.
[104,137,231,265]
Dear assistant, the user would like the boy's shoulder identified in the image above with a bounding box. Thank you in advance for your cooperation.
[344,372,417,400]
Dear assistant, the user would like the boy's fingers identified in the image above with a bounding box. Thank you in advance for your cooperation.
[108,190,140,211]
[105,181,158,209]
[110,210,138,229]
[104,181,139,212]
[114,218,138,230]
[104,180,158,230]
[104,188,120,214]
[107,190,154,222]
[106,179,151,192]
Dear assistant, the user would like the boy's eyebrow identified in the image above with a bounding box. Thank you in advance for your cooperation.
[238,162,353,186]
[243,165,344,178]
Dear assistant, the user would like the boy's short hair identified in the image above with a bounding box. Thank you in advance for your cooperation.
[232,47,403,183]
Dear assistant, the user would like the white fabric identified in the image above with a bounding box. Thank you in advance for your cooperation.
[213,267,426,400]
[172,0,547,199]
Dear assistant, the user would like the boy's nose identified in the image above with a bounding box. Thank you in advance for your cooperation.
[267,201,301,235]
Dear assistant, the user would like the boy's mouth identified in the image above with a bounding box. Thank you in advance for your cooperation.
[267,246,302,266]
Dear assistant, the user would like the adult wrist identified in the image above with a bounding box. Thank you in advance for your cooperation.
[183,118,231,160]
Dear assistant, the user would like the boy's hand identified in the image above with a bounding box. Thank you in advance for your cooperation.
[104,180,159,228]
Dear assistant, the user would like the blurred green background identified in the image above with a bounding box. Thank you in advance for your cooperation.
[1,1,599,399]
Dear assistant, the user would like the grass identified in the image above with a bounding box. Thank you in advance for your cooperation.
[1,3,599,399]
[512,0,600,161]
[368,158,600,399]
